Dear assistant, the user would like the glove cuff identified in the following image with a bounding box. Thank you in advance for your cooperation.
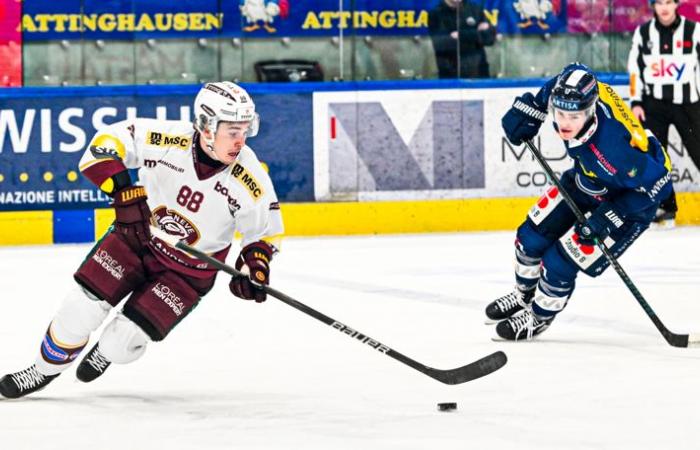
[113,186,148,206]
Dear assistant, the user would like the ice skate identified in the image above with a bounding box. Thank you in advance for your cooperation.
[0,365,59,399]
[651,207,676,229]
[485,287,534,324]
[76,344,112,383]
[494,309,553,341]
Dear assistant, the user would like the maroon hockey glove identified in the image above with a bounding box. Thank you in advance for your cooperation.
[112,186,153,253]
[229,241,273,303]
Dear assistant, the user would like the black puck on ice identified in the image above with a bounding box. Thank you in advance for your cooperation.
[437,402,457,412]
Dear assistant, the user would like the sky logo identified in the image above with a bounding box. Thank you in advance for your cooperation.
[651,60,686,81]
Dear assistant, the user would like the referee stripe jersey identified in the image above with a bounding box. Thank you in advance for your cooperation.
[628,16,700,105]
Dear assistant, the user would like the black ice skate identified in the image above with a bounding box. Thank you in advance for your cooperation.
[485,288,534,324]
[76,344,112,383]
[651,207,676,228]
[0,365,59,399]
[495,309,553,341]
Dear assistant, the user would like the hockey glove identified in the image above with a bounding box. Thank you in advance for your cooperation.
[575,203,624,246]
[229,241,274,303]
[501,92,548,146]
[112,186,153,253]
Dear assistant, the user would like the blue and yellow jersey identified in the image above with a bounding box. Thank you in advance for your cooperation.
[550,81,673,219]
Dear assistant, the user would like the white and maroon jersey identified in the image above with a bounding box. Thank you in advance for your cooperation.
[78,118,283,278]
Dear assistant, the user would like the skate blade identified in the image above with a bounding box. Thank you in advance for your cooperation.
[491,335,539,343]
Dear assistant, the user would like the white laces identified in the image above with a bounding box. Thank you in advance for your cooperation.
[495,292,520,313]
[10,366,48,391]
[86,348,111,373]
[509,310,538,341]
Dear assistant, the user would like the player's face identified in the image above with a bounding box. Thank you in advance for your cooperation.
[553,108,589,141]
[212,121,250,164]
[653,0,677,26]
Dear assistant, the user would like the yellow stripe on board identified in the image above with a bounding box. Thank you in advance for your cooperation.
[2,193,700,246]
[0,211,53,245]
[95,208,116,239]
[281,197,537,235]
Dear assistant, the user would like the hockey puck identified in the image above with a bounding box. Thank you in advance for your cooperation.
[437,402,457,412]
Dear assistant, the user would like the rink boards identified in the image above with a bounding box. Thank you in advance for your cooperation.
[1,79,699,245]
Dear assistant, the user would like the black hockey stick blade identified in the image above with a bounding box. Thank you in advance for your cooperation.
[523,140,700,348]
[424,351,507,385]
[150,226,508,383]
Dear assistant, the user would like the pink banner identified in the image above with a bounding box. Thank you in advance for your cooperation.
[568,0,700,34]
[0,0,22,87]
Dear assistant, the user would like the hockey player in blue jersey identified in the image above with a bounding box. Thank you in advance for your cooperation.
[486,63,674,341]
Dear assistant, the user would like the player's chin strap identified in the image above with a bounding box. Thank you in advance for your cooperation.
[201,134,220,162]
[523,139,700,348]
[148,225,507,385]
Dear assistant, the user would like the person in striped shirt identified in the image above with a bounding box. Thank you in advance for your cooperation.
[628,0,700,226]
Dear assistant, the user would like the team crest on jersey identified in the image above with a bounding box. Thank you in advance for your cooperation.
[146,131,191,150]
[231,163,265,200]
[152,206,200,245]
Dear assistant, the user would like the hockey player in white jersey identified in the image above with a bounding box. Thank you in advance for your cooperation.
[0,82,283,399]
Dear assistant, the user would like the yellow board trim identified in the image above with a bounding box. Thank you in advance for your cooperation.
[0,211,53,245]
[95,208,116,239]
[3,194,700,246]
[281,197,537,235]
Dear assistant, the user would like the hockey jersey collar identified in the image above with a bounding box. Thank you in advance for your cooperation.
[191,131,229,180]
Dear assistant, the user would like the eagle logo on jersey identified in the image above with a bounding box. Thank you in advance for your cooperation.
[152,206,200,245]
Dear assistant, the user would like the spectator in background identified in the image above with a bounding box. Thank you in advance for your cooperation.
[429,0,496,79]
[628,0,700,226]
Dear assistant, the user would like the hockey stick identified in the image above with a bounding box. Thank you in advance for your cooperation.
[149,226,507,384]
[524,139,700,348]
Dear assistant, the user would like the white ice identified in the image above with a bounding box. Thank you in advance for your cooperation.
[0,227,699,450]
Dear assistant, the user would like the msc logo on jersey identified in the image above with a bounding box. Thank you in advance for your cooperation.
[231,163,265,200]
[146,131,191,149]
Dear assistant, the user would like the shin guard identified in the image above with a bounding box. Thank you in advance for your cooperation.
[35,285,111,376]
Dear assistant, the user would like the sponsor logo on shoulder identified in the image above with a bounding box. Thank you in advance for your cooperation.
[146,131,191,149]
[231,163,264,200]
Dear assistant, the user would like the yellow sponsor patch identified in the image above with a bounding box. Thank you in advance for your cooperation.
[231,163,265,200]
[89,133,126,160]
[145,131,191,149]
[597,82,648,152]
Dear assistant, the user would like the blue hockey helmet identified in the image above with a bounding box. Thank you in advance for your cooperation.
[550,65,599,114]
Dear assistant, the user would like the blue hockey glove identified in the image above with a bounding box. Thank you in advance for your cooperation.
[575,203,624,246]
[501,92,548,146]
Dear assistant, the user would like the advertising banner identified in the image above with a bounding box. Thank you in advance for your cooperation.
[313,85,699,202]
[484,0,567,35]
[21,0,569,41]
[0,86,314,211]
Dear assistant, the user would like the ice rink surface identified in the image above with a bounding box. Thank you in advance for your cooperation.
[0,227,699,450]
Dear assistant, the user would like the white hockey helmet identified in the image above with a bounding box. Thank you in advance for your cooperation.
[193,81,259,139]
